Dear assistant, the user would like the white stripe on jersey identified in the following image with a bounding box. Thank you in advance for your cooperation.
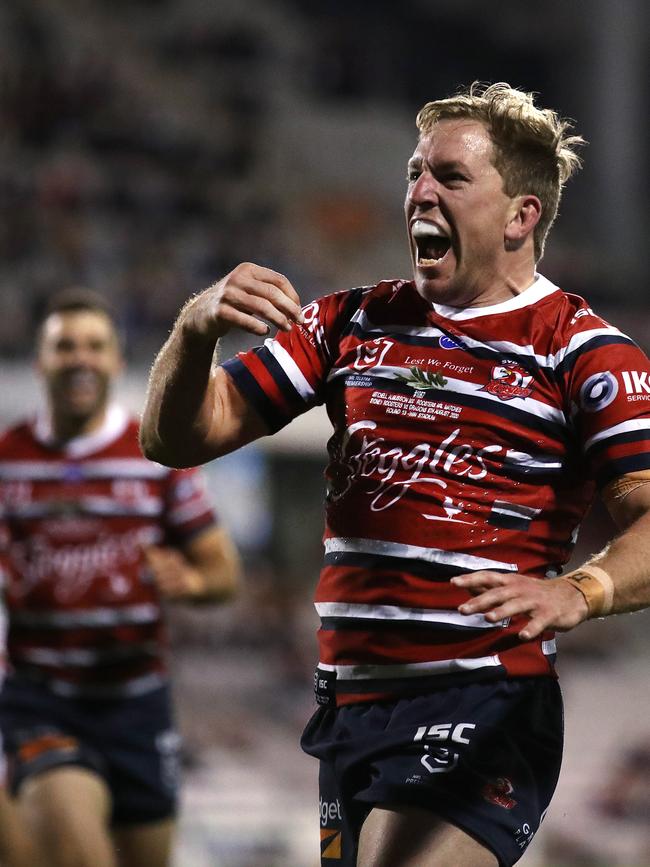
[0,461,67,480]
[325,536,518,572]
[167,497,212,526]
[317,655,503,680]
[504,450,563,471]
[6,496,163,519]
[15,641,158,666]
[315,601,505,629]
[11,603,160,628]
[0,458,169,481]
[263,338,315,400]
[318,638,557,683]
[351,309,445,339]
[46,671,166,699]
[491,501,541,520]
[542,639,557,656]
[551,326,628,369]
[78,459,169,479]
[584,417,650,451]
[326,364,567,425]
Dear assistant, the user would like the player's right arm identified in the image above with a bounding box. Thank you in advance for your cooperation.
[140,263,304,468]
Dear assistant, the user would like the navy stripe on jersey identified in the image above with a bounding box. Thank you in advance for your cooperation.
[585,427,650,456]
[555,334,637,377]
[334,668,509,695]
[487,501,540,531]
[323,551,461,581]
[502,450,565,478]
[316,602,500,627]
[319,661,508,696]
[347,319,545,375]
[319,617,498,633]
[256,344,310,413]
[338,287,368,339]
[324,538,517,573]
[11,604,160,629]
[221,356,289,432]
[596,454,650,488]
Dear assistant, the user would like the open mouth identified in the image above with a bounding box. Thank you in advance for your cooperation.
[412,219,451,266]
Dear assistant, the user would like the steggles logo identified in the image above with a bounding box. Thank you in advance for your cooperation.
[397,366,448,391]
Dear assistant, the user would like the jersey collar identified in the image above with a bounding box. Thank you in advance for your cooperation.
[32,403,130,458]
[430,273,560,321]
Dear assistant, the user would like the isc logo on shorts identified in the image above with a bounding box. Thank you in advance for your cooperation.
[413,722,476,744]
[412,722,476,776]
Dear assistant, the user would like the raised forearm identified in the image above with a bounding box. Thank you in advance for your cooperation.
[140,325,219,468]
[140,264,303,468]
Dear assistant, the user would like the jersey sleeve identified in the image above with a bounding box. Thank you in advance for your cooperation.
[163,466,218,544]
[560,309,650,489]
[220,289,359,432]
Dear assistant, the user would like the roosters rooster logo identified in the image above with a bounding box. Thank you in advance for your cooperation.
[482,360,533,401]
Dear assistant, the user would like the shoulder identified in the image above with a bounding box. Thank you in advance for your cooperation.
[0,420,36,458]
[534,278,621,336]
[307,279,409,315]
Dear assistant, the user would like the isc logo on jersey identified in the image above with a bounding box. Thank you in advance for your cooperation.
[621,371,650,402]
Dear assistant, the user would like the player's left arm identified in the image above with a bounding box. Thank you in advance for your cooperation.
[452,475,650,640]
[145,524,241,603]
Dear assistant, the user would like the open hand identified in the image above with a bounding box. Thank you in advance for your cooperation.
[451,570,590,640]
[144,545,205,599]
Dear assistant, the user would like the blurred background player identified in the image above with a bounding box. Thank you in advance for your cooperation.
[0,289,240,867]
[0,583,37,867]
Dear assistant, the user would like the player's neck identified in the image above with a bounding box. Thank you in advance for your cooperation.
[49,406,109,445]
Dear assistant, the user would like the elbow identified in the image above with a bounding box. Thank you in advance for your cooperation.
[139,426,161,463]
[138,426,194,470]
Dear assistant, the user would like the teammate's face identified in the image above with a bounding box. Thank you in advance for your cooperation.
[37,311,123,423]
[405,119,523,307]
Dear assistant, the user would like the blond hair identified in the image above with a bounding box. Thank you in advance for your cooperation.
[416,82,585,260]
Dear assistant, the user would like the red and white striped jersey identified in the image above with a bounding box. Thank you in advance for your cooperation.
[223,274,650,705]
[0,404,217,699]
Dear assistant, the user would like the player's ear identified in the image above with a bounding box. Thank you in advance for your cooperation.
[504,195,541,249]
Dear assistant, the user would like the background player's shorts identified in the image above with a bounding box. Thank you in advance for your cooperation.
[301,677,563,867]
[0,675,180,825]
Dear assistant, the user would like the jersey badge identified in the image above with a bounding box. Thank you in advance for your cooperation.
[579,371,618,412]
[482,361,533,401]
[482,776,518,809]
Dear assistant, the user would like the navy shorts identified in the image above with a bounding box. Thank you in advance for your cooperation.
[0,676,180,825]
[301,677,563,867]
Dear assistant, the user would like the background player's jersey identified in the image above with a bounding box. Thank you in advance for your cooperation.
[223,274,650,706]
[0,405,216,699]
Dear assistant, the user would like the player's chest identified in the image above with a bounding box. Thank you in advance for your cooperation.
[330,334,550,432]
[1,472,164,540]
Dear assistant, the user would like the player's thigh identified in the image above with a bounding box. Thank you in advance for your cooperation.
[358,805,498,867]
[0,786,42,867]
[112,817,176,867]
[19,765,116,867]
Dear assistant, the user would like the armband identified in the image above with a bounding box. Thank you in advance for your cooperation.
[559,565,614,617]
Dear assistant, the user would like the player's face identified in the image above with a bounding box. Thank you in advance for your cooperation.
[37,311,123,423]
[405,119,521,307]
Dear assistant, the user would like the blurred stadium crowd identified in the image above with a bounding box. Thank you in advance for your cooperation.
[2,0,647,364]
